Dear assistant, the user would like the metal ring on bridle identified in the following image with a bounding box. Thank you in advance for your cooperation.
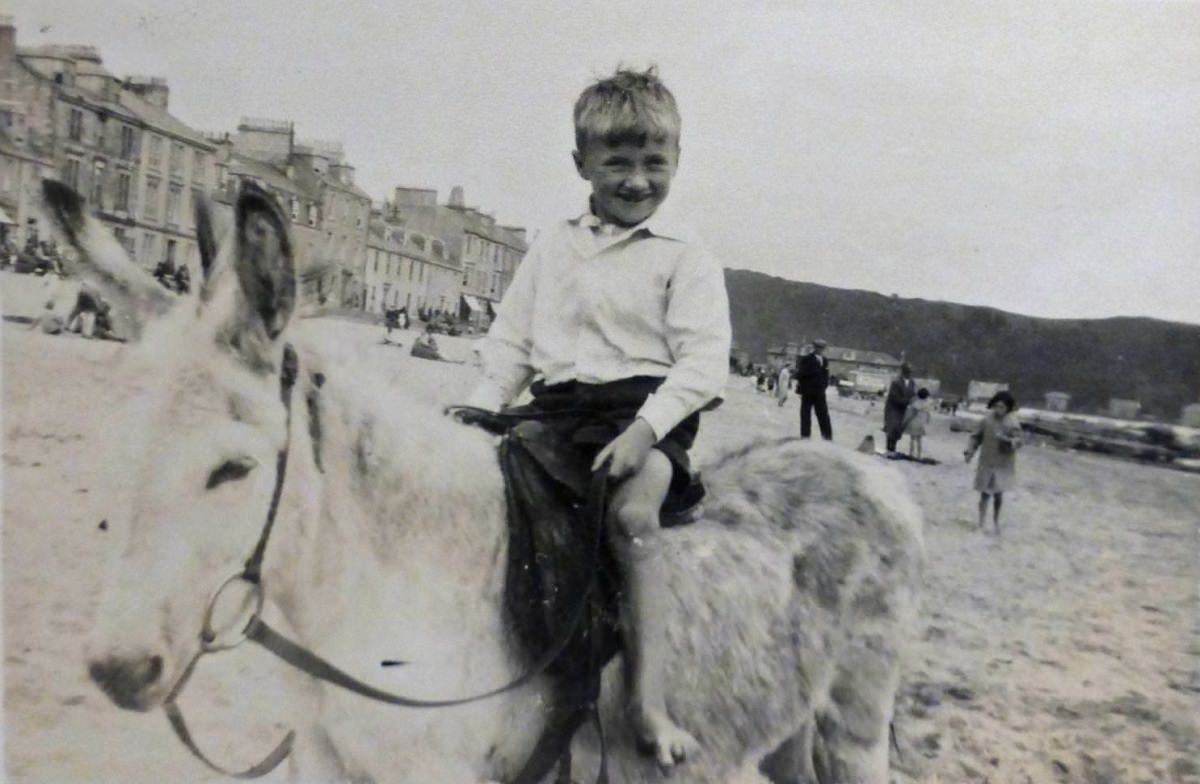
[200,570,265,653]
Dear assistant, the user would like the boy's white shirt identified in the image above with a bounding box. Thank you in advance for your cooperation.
[465,205,732,441]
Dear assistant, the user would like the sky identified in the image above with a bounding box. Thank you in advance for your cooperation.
[9,1,1199,324]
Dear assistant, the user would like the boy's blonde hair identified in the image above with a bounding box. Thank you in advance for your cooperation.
[573,67,680,150]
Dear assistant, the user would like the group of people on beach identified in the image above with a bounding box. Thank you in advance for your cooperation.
[761,350,1021,534]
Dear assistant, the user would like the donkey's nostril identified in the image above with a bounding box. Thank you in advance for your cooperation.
[146,655,163,684]
[88,654,165,711]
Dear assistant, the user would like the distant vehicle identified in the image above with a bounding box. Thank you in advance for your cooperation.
[840,369,889,399]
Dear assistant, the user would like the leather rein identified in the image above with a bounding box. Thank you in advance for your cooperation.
[163,346,608,780]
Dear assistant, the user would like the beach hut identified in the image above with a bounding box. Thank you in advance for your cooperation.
[1044,391,1071,412]
[967,380,1009,407]
[1108,398,1142,420]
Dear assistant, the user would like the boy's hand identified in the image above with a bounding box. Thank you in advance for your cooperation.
[593,418,657,478]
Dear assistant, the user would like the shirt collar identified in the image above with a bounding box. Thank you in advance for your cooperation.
[572,202,694,243]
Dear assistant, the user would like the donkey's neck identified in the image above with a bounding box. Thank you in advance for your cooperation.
[274,368,512,662]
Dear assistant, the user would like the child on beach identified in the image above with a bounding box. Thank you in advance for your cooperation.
[904,387,933,459]
[964,390,1022,534]
[464,67,730,769]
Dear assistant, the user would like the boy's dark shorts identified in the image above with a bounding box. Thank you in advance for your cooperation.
[523,375,704,521]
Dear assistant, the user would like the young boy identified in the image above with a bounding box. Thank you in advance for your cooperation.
[904,387,933,459]
[464,67,730,768]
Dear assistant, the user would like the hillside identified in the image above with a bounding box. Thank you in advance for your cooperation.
[725,269,1200,418]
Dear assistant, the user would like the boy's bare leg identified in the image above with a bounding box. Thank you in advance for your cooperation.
[608,450,700,768]
[978,493,990,530]
[993,493,1003,533]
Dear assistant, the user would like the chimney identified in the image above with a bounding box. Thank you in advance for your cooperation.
[0,16,16,61]
[125,76,170,110]
[448,186,465,208]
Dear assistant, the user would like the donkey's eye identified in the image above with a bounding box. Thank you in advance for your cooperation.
[206,456,258,489]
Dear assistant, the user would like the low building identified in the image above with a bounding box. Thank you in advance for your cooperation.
[1108,398,1142,420]
[824,345,903,383]
[912,377,942,397]
[1181,403,1200,428]
[967,380,1009,405]
[1044,391,1071,412]
[765,341,802,369]
[847,369,892,395]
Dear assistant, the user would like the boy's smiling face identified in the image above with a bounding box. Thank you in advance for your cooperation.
[573,134,679,228]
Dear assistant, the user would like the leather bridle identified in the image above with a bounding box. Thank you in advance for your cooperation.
[162,347,608,781]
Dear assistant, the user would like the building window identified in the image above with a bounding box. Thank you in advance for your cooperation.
[289,198,299,221]
[68,108,83,142]
[63,157,82,190]
[432,240,444,259]
[144,177,161,220]
[142,232,158,265]
[116,172,132,211]
[169,142,183,175]
[90,159,106,207]
[166,183,182,225]
[147,135,161,169]
[120,126,136,160]
[308,204,318,226]
[192,149,205,183]
[112,227,133,256]
[411,234,425,251]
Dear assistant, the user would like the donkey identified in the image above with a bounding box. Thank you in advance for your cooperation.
[44,179,924,784]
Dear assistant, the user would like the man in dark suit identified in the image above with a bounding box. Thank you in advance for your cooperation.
[794,339,833,440]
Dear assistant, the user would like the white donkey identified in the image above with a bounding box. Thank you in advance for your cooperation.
[44,180,923,784]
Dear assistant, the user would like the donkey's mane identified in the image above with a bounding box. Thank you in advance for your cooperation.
[286,324,506,565]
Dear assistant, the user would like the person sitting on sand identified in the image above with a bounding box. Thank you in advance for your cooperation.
[66,285,103,337]
[964,390,1021,534]
[410,325,442,360]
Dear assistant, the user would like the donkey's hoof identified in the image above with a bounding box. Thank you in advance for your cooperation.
[635,714,701,769]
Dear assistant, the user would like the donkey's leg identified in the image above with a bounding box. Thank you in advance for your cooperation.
[758,720,818,784]
[813,635,899,784]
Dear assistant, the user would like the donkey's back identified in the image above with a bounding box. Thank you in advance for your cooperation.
[587,437,922,784]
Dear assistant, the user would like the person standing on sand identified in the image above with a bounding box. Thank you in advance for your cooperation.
[964,390,1021,534]
[795,339,833,439]
[884,362,916,452]
[775,364,791,407]
[904,387,933,460]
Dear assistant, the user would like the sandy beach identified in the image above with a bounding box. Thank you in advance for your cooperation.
[3,278,1198,783]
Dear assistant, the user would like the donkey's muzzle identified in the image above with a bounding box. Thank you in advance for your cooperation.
[88,654,164,711]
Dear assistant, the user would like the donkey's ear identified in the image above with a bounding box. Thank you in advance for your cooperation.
[194,192,218,283]
[40,180,174,339]
[233,181,295,340]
